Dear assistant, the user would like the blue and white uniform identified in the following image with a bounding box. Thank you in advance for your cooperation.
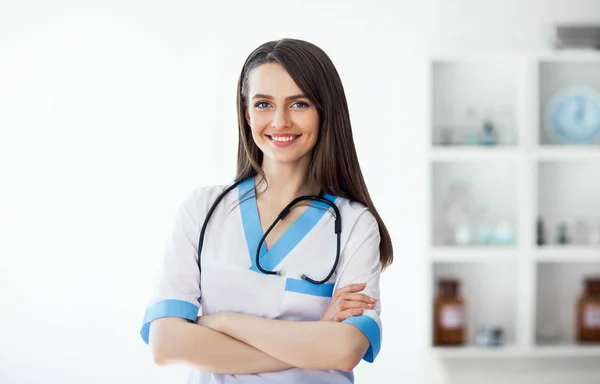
[140,177,383,383]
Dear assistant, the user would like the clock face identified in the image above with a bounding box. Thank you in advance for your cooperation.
[546,87,600,144]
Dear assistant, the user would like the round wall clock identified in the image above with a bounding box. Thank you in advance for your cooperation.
[546,86,600,144]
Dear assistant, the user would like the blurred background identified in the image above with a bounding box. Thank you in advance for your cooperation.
[1,1,600,383]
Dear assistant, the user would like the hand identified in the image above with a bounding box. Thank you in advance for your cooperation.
[320,283,377,322]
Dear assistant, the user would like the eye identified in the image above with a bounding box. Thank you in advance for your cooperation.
[292,101,310,108]
[255,101,270,108]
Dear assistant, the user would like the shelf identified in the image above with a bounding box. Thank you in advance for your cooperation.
[537,162,600,248]
[431,59,522,147]
[432,345,525,359]
[538,61,600,146]
[429,147,521,162]
[535,147,600,162]
[537,50,600,64]
[535,262,600,346]
[431,162,518,247]
[430,146,600,162]
[533,344,600,358]
[432,51,600,65]
[428,55,600,373]
[432,344,600,359]
[535,246,600,262]
[432,262,519,348]
[431,246,519,263]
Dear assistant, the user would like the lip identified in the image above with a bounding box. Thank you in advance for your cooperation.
[266,133,301,148]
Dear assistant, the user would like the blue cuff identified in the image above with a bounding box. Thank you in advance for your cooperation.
[139,299,199,344]
[342,315,381,363]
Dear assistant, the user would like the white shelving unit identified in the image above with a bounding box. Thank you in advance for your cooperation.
[427,51,600,365]
[432,344,600,359]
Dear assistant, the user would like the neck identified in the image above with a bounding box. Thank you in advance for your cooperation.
[255,158,319,205]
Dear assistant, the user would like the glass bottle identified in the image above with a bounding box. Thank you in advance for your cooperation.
[479,119,497,146]
[537,216,546,246]
[577,277,600,343]
[454,204,473,246]
[434,279,466,346]
[493,219,515,245]
[475,205,493,245]
[556,222,570,245]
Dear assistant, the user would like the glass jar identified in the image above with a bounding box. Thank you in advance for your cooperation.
[577,277,600,343]
[434,279,466,346]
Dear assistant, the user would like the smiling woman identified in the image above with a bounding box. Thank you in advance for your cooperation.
[245,63,320,166]
[139,38,394,384]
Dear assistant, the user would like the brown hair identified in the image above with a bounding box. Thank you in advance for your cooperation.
[234,38,393,270]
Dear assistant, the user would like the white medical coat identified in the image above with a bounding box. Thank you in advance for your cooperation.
[140,177,383,383]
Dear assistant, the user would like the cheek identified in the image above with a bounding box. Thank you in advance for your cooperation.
[248,112,268,137]
[303,114,320,139]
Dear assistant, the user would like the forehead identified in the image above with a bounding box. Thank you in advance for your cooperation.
[247,63,303,97]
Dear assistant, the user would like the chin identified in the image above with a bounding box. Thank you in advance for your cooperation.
[263,150,312,166]
[270,155,304,165]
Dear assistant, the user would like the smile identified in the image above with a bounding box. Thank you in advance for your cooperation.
[266,134,301,147]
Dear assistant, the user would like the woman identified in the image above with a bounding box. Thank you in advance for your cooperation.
[140,38,393,383]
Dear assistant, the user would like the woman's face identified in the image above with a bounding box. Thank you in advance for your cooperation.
[245,63,319,168]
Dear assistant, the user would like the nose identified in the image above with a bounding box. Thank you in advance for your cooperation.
[271,106,290,129]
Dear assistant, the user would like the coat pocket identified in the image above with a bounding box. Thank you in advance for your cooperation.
[279,278,334,321]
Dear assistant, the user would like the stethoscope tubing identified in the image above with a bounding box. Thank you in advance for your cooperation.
[197,179,341,285]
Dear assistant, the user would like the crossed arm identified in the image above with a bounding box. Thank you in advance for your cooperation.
[150,316,294,374]
[149,284,374,374]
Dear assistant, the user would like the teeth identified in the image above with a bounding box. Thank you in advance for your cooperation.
[271,136,297,142]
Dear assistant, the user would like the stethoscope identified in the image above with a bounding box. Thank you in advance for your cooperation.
[197,178,342,285]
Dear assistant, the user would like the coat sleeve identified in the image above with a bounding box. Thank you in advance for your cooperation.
[335,210,383,363]
[139,190,204,344]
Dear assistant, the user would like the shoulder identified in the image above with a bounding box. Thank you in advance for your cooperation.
[177,183,232,224]
[333,197,380,239]
[181,184,229,206]
[333,197,382,274]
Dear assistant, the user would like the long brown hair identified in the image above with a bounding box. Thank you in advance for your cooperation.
[234,38,393,270]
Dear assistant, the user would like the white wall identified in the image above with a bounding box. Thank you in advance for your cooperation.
[1,1,598,384]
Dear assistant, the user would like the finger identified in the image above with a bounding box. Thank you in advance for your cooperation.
[340,299,375,311]
[340,293,377,304]
[334,308,364,322]
[333,283,366,299]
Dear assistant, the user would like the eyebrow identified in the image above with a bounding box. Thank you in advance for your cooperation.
[251,93,307,101]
